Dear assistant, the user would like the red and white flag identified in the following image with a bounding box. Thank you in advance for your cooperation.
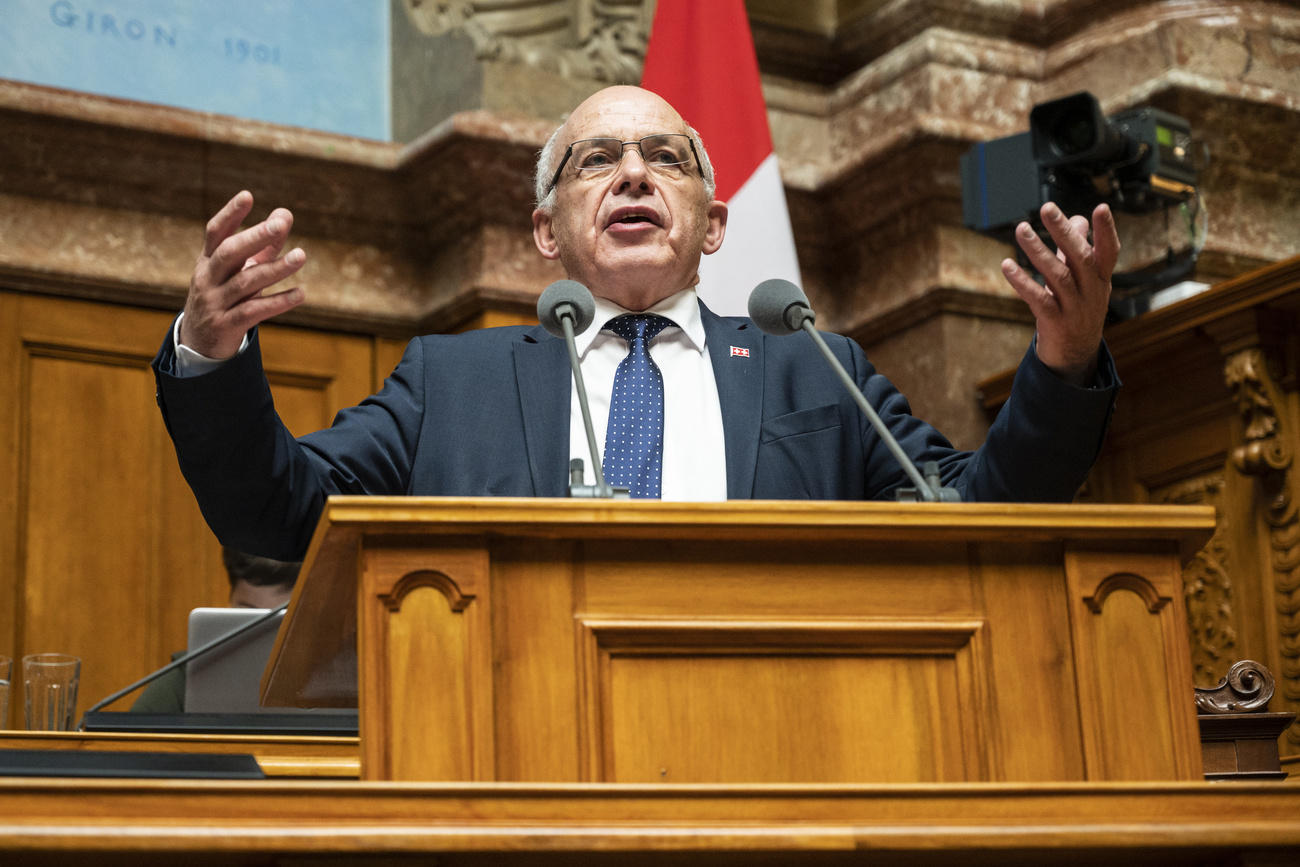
[642,0,801,316]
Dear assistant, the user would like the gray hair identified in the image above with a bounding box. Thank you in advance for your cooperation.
[534,123,717,212]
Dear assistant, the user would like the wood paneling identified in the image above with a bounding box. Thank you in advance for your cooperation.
[972,543,1084,780]
[0,291,374,728]
[490,540,581,782]
[980,256,1300,757]
[362,544,495,782]
[580,618,988,783]
[23,343,163,707]
[1065,548,1202,781]
[266,497,1213,784]
[373,335,413,395]
[0,294,20,717]
[5,777,1300,865]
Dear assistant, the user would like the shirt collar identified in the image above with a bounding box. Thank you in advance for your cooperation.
[576,288,705,355]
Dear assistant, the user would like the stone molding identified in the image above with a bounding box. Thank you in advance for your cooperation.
[846,287,1033,350]
[400,0,649,83]
[1,2,1296,337]
[767,7,1300,192]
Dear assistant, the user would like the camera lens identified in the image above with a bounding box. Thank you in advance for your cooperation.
[1052,117,1096,157]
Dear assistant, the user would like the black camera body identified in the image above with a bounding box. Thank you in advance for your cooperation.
[962,92,1196,239]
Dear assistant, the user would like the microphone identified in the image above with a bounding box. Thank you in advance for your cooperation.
[748,279,959,503]
[748,277,816,335]
[77,602,289,728]
[536,280,628,498]
[537,279,595,337]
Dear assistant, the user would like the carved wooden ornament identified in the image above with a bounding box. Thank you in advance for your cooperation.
[1194,659,1275,715]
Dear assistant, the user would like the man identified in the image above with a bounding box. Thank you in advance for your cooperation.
[130,548,300,713]
[153,86,1119,561]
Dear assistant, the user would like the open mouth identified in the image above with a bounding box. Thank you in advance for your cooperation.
[607,207,662,228]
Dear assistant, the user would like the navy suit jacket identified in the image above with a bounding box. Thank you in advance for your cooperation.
[153,301,1118,560]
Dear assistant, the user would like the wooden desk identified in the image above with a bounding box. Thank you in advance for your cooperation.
[1,778,1299,865]
[0,730,359,778]
[266,497,1214,783]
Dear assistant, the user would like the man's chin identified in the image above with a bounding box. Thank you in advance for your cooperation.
[585,261,694,306]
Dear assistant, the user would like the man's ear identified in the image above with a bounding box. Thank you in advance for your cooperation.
[702,200,728,255]
[533,208,561,260]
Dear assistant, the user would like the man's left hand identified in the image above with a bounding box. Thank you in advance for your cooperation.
[1000,202,1120,386]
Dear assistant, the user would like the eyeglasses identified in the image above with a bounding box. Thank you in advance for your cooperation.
[547,133,703,194]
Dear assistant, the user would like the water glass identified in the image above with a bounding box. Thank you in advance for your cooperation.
[23,653,80,731]
[0,655,10,728]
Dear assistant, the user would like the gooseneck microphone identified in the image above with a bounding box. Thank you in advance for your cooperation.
[536,280,628,498]
[748,279,959,503]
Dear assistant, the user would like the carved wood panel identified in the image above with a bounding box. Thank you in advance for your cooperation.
[1154,474,1235,686]
[0,291,374,727]
[1065,547,1203,781]
[1050,259,1300,757]
[1223,344,1300,749]
[361,545,494,782]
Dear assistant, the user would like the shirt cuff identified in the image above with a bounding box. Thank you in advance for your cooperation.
[172,313,249,377]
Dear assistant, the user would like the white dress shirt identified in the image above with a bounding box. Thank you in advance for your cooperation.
[568,288,728,501]
[172,287,729,500]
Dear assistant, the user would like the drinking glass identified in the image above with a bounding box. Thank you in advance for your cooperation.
[0,655,10,729]
[23,653,80,731]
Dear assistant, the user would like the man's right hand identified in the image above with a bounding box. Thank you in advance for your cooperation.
[180,190,307,359]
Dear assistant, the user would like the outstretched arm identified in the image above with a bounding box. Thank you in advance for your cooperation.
[1000,201,1120,386]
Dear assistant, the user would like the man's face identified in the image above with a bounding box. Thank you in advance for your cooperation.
[533,86,727,311]
[229,579,292,609]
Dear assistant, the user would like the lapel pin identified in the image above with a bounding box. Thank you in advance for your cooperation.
[730,346,750,358]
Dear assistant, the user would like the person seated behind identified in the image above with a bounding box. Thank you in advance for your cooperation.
[129,547,300,713]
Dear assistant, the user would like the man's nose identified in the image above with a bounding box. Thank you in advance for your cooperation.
[613,146,651,190]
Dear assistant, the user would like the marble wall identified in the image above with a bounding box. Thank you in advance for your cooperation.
[1,0,1297,447]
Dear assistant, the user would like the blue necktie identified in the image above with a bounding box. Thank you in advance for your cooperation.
[603,314,672,499]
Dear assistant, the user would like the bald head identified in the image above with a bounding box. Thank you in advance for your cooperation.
[530,85,728,310]
[534,86,716,212]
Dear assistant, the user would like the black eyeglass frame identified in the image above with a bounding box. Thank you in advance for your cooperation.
[546,134,704,196]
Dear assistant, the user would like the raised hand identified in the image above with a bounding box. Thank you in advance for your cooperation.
[180,190,307,359]
[1000,202,1120,386]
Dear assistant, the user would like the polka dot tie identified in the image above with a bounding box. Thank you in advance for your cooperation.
[602,314,672,499]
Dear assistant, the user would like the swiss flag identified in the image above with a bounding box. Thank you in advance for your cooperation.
[641,0,801,316]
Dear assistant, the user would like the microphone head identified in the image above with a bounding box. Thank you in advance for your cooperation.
[537,280,596,337]
[748,279,815,335]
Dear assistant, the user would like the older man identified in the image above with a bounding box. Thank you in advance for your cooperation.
[154,86,1119,560]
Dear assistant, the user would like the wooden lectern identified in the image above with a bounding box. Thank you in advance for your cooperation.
[263,497,1213,784]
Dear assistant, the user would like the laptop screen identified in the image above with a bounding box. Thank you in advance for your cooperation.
[184,607,301,713]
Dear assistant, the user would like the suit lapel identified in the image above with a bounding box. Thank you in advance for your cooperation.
[513,326,570,497]
[701,302,763,498]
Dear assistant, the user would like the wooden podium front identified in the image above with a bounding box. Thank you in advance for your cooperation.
[262,497,1214,784]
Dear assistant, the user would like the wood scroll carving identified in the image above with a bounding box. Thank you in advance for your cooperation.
[1224,347,1300,745]
[1194,659,1275,714]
